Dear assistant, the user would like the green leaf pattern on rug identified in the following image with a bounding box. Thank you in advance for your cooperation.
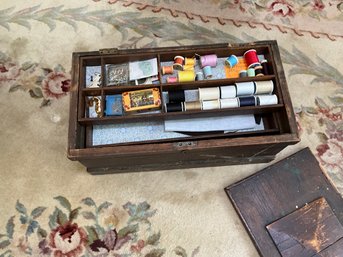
[0,197,200,256]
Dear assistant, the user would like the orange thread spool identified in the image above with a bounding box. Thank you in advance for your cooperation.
[173,56,184,70]
[162,66,174,75]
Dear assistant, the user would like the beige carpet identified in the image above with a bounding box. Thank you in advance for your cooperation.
[0,1,342,256]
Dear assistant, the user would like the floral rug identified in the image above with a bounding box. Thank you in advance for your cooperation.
[0,0,342,257]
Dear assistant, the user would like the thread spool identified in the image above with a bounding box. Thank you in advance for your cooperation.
[168,90,185,103]
[162,66,174,75]
[254,80,274,95]
[178,70,195,82]
[202,100,220,110]
[220,98,239,109]
[247,68,255,77]
[166,76,178,83]
[199,87,220,100]
[235,82,255,96]
[202,66,212,79]
[261,60,269,75]
[239,70,248,78]
[225,55,239,68]
[196,71,204,81]
[254,65,264,77]
[200,54,217,68]
[184,57,196,66]
[166,102,184,112]
[257,94,278,106]
[173,56,184,70]
[184,89,199,102]
[220,85,236,99]
[184,101,202,111]
[243,49,260,68]
[239,96,257,107]
[183,64,194,71]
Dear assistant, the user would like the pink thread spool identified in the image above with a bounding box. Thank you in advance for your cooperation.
[200,54,217,68]
[166,76,178,83]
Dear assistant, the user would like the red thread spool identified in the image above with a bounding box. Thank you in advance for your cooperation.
[173,56,184,70]
[244,49,260,68]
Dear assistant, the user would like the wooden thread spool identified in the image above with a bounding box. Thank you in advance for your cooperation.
[199,87,220,101]
[254,80,274,95]
[184,101,202,111]
[162,66,174,75]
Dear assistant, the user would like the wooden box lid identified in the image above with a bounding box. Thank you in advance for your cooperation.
[225,147,343,257]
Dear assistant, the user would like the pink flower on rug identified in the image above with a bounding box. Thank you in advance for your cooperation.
[0,62,20,84]
[269,0,295,17]
[49,222,88,257]
[312,0,325,11]
[42,71,71,99]
[317,139,343,172]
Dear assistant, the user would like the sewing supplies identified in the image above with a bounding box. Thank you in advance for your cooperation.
[220,98,239,108]
[235,82,255,96]
[184,89,199,102]
[257,94,278,105]
[166,76,178,83]
[166,102,184,112]
[225,55,239,68]
[244,49,260,68]
[168,90,185,103]
[200,54,217,68]
[105,95,123,116]
[184,57,196,66]
[184,101,202,111]
[199,87,220,101]
[183,65,195,71]
[239,70,248,78]
[239,96,257,107]
[247,68,255,77]
[202,66,213,79]
[122,88,161,112]
[202,99,220,110]
[261,60,269,75]
[254,65,264,77]
[173,56,184,70]
[162,66,174,75]
[196,71,204,81]
[105,63,129,86]
[254,80,274,95]
[178,70,196,82]
[88,96,102,117]
[220,85,237,99]
[88,73,101,88]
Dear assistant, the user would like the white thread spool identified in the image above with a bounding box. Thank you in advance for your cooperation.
[220,98,239,109]
[254,80,274,95]
[202,99,220,110]
[235,82,255,96]
[220,85,237,99]
[257,94,278,105]
[199,87,220,100]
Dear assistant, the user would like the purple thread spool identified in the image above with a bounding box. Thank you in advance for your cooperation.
[200,54,217,68]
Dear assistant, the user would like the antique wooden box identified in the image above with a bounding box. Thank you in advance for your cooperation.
[68,40,299,174]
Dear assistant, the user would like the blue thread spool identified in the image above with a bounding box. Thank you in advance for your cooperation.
[239,70,248,78]
[225,55,239,68]
[247,68,255,77]
[239,96,256,107]
[196,71,204,81]
[202,66,212,79]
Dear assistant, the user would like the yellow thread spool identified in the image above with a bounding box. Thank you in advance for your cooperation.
[184,57,196,66]
[183,64,194,71]
[178,70,195,82]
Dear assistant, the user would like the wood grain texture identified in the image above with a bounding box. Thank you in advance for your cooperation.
[267,197,343,257]
[225,148,343,257]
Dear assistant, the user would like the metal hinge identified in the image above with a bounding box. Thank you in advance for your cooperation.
[174,141,197,148]
[99,48,119,55]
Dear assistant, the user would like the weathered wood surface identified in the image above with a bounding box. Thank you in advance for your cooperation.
[225,148,343,257]
[267,197,343,257]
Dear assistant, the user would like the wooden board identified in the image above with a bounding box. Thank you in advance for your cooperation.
[225,147,343,257]
[266,197,343,257]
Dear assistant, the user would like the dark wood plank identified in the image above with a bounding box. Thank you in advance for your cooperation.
[319,238,343,257]
[225,148,343,257]
[266,197,343,257]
